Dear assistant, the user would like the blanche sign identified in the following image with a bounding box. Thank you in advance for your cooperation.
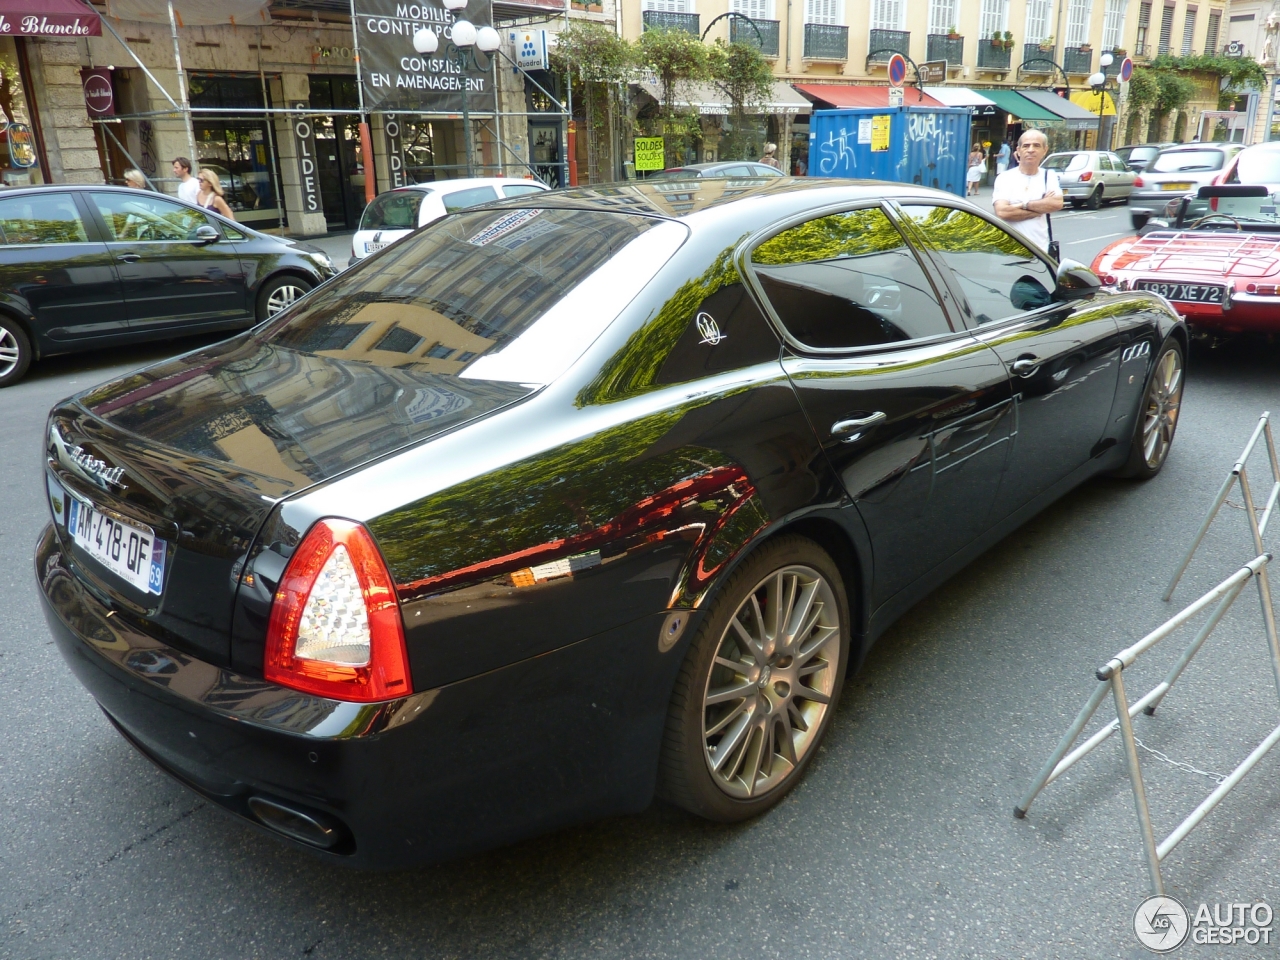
[353,0,495,113]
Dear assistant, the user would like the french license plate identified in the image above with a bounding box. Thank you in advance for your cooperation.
[1161,182,1194,191]
[66,494,166,595]
[365,241,387,254]
[1135,280,1225,303]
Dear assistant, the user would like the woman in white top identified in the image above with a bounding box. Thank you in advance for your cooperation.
[196,169,236,221]
[966,144,985,196]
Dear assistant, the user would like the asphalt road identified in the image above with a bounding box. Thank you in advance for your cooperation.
[3,199,1279,960]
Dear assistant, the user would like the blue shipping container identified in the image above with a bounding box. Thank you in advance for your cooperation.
[808,106,972,197]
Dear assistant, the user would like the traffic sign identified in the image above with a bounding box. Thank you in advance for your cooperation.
[887,54,907,87]
[888,86,905,107]
[919,59,947,83]
[1119,56,1133,82]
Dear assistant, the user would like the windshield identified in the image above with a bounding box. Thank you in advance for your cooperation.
[362,191,425,230]
[1232,149,1280,184]
[260,206,688,386]
[1149,149,1226,173]
[1043,154,1088,172]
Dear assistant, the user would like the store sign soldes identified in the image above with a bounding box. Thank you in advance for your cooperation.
[81,67,113,118]
[8,123,35,168]
[634,137,664,172]
[353,0,495,113]
[292,104,322,215]
[384,118,407,188]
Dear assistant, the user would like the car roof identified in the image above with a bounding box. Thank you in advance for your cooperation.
[390,177,547,195]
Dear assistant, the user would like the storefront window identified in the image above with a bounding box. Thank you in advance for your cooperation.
[189,74,282,227]
[0,38,43,186]
[309,75,365,231]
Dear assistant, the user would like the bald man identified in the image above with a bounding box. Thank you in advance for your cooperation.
[992,129,1063,253]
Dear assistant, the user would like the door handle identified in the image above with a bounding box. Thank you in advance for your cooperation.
[1011,356,1041,378]
[116,253,140,263]
[831,411,886,438]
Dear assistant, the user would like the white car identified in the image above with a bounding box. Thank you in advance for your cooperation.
[349,177,551,265]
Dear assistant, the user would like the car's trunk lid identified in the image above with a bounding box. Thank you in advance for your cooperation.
[1113,231,1280,279]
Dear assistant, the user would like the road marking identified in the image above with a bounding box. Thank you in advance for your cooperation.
[1065,231,1128,244]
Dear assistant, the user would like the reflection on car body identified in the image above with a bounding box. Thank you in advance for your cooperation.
[37,178,1185,868]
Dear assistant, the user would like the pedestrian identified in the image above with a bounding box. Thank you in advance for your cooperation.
[759,142,781,169]
[196,169,236,220]
[173,157,199,204]
[996,139,1011,176]
[123,169,149,190]
[794,155,807,176]
[992,129,1063,254]
[967,142,985,196]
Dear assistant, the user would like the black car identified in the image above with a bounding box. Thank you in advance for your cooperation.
[37,179,1184,867]
[0,185,336,386]
[650,161,784,179]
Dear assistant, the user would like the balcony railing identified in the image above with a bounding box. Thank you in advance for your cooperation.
[1022,43,1054,71]
[1132,42,1149,59]
[642,10,699,34]
[731,17,780,57]
[1062,46,1093,73]
[804,22,849,60]
[926,34,964,63]
[868,28,910,60]
[978,42,1013,69]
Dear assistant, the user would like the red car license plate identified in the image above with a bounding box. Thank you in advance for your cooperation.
[1134,280,1225,304]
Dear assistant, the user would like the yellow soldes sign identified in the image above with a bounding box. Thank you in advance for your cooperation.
[634,137,665,172]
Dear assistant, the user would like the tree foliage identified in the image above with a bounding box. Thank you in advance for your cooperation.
[550,21,634,82]
[1127,65,1197,117]
[707,40,775,160]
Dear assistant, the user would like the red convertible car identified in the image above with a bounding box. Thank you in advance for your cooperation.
[1093,185,1280,333]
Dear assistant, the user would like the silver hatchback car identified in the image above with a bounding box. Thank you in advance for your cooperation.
[1128,143,1244,227]
[1043,151,1136,209]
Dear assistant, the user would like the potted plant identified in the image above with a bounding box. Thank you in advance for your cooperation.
[1078,41,1092,52]
[1039,34,1055,51]
[948,25,961,39]
[1110,46,1127,57]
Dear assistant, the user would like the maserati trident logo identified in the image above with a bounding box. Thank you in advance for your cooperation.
[1134,895,1190,952]
[695,312,726,346]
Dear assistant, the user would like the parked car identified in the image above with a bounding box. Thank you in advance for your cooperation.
[650,161,785,179]
[1043,150,1136,208]
[38,178,1184,868]
[1095,183,1280,335]
[1114,142,1176,171]
[1220,140,1280,193]
[0,185,335,387]
[1127,143,1244,228]
[349,177,550,265]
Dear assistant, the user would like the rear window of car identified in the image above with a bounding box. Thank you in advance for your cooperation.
[0,193,89,244]
[501,183,547,197]
[1043,154,1088,172]
[1149,149,1227,173]
[362,191,425,230]
[260,206,688,385]
[1232,149,1280,184]
[442,185,499,212]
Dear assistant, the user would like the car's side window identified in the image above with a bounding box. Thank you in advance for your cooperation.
[0,194,89,245]
[501,184,546,198]
[91,193,211,243]
[749,206,952,350]
[442,186,498,212]
[898,205,1057,325]
[1108,154,1126,171]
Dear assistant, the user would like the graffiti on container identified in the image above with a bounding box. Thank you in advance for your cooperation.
[817,127,856,175]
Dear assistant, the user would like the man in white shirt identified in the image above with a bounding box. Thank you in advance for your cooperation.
[991,129,1063,252]
[173,157,200,205]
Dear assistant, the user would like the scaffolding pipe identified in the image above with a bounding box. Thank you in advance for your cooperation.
[166,0,199,167]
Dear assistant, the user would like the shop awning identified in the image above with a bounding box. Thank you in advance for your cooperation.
[975,88,1064,124]
[0,0,99,35]
[922,86,999,110]
[793,83,945,109]
[637,81,812,116]
[1015,89,1101,130]
[1070,89,1117,116]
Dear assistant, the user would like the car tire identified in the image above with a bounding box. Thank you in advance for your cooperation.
[256,275,314,322]
[0,314,32,388]
[1116,338,1184,480]
[1085,186,1103,210]
[658,535,851,822]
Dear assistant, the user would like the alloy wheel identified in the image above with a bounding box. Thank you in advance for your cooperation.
[266,283,307,316]
[0,326,19,379]
[1141,347,1183,468]
[701,565,842,799]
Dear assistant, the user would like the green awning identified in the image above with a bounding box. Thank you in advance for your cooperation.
[978,89,1063,123]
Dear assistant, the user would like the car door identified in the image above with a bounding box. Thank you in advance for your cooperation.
[0,191,126,345]
[747,204,1014,607]
[88,191,251,333]
[896,203,1122,519]
[1107,153,1136,196]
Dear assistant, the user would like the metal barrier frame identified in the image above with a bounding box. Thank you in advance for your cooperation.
[1015,554,1280,895]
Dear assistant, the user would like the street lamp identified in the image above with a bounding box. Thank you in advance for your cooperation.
[412,4,500,177]
[1088,52,1114,151]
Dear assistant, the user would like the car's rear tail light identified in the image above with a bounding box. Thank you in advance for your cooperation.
[1079,171,1092,182]
[1102,274,1117,285]
[1133,176,1145,188]
[1247,283,1278,296]
[265,518,411,702]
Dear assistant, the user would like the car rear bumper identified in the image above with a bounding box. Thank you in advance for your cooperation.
[1062,182,1099,198]
[1177,296,1280,331]
[36,524,665,868]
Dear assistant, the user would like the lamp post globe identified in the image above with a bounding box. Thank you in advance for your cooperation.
[413,27,439,54]
[442,0,467,10]
[1099,51,1114,68]
[476,26,501,52]
[1087,70,1106,89]
[452,19,478,47]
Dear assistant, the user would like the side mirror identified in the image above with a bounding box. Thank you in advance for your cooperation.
[1131,210,1151,230]
[1055,258,1102,300]
[194,224,220,245]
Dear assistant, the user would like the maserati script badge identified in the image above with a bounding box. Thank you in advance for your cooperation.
[696,312,726,346]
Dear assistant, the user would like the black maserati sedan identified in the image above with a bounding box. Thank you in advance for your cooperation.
[37,178,1185,868]
[0,185,336,387]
